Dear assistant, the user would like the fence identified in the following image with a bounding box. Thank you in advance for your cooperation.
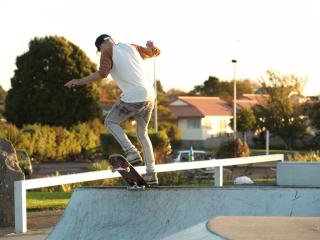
[14,154,284,233]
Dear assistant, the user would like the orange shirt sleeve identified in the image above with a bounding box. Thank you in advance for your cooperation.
[98,47,113,78]
[132,44,161,60]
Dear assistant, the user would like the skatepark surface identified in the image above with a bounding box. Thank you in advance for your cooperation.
[45,186,320,240]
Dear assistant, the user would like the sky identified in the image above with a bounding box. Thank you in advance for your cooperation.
[0,0,319,95]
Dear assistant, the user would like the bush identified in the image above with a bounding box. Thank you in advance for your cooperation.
[149,131,172,163]
[215,138,250,159]
[159,123,182,150]
[87,160,123,186]
[288,151,320,162]
[0,123,21,145]
[100,130,172,164]
[158,170,212,186]
[0,121,104,161]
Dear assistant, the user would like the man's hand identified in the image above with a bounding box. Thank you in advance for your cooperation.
[146,40,155,48]
[64,79,82,88]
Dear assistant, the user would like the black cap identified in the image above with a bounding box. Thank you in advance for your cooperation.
[95,34,111,51]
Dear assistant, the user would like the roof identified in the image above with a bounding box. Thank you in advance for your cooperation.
[236,100,259,109]
[235,94,268,109]
[168,96,232,118]
[239,94,268,102]
[168,105,204,118]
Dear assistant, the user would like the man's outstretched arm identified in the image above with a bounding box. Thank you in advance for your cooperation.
[64,48,113,88]
[132,40,160,60]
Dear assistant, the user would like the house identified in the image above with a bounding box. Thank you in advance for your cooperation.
[168,96,233,141]
[235,94,267,109]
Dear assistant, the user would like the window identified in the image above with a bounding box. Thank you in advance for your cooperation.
[218,119,227,133]
[187,119,201,129]
[203,119,212,129]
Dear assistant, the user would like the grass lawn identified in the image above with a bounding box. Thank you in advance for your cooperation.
[27,191,72,211]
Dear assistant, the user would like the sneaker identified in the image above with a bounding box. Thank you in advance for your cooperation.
[144,172,158,185]
[126,151,143,165]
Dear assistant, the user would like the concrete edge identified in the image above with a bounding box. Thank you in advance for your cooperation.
[206,219,231,240]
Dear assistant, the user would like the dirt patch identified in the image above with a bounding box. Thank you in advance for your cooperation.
[0,210,63,237]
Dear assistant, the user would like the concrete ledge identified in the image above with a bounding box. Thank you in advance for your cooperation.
[277,162,320,187]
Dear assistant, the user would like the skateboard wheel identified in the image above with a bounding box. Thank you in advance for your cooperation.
[111,168,116,173]
[125,167,130,173]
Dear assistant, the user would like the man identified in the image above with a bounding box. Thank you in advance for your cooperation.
[64,34,160,185]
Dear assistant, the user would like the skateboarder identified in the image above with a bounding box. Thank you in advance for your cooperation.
[64,34,160,185]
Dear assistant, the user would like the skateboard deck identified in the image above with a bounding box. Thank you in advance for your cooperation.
[108,154,150,190]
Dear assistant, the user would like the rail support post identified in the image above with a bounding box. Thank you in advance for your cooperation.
[214,166,223,187]
[14,181,27,233]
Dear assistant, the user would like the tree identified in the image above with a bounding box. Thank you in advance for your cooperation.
[189,76,257,102]
[0,85,6,119]
[5,36,102,127]
[0,85,6,103]
[100,79,121,104]
[253,70,307,149]
[165,88,187,103]
[231,108,256,143]
[150,80,173,128]
[304,101,320,130]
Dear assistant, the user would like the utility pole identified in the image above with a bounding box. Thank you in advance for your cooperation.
[153,58,158,133]
[232,59,237,140]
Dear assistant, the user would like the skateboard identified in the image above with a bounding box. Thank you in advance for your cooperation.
[108,154,150,190]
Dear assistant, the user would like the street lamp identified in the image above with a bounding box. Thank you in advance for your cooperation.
[153,57,158,133]
[232,59,237,140]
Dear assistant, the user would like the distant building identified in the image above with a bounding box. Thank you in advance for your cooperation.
[235,94,267,109]
[168,96,233,141]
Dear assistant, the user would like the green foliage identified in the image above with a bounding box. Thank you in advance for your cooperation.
[259,69,306,95]
[91,160,111,171]
[0,85,6,119]
[100,79,121,103]
[165,88,187,103]
[0,123,21,145]
[149,131,172,163]
[305,101,320,130]
[231,108,256,133]
[158,170,211,186]
[0,121,104,161]
[253,70,307,149]
[4,35,102,127]
[27,191,71,211]
[189,76,257,102]
[100,130,171,164]
[287,151,320,162]
[88,160,123,186]
[215,138,250,158]
[159,122,182,150]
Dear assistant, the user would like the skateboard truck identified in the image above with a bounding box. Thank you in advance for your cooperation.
[128,181,146,190]
[108,154,150,190]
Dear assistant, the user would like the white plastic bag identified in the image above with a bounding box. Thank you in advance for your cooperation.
[234,176,254,184]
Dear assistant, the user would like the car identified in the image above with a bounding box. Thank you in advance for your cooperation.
[16,149,33,179]
[171,149,215,180]
[172,150,212,162]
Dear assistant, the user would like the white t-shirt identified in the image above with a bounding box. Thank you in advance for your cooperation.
[110,43,155,103]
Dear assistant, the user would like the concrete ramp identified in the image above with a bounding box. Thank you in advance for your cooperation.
[47,187,320,240]
[162,221,225,240]
[208,216,320,240]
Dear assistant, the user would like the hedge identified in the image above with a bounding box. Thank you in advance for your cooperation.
[0,121,174,163]
[0,121,104,161]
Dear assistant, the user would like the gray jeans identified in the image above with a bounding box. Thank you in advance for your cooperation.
[104,100,155,173]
